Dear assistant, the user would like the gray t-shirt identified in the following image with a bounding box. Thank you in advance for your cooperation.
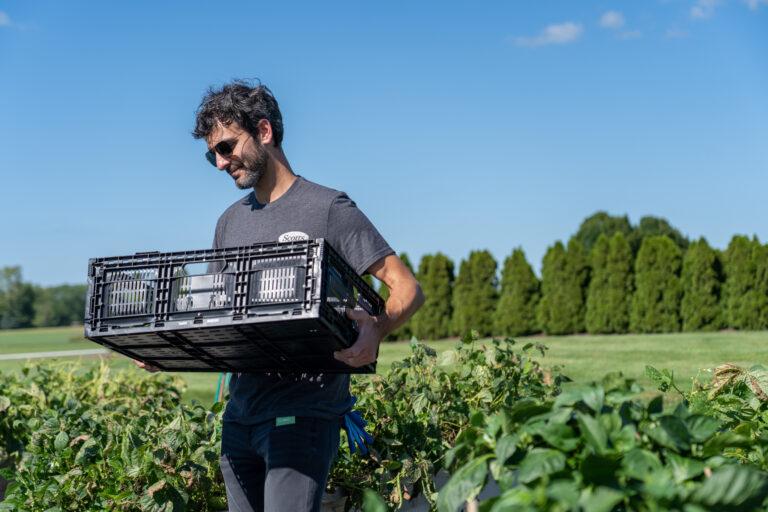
[212,175,393,424]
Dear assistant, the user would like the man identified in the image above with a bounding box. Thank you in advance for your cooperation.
[137,80,424,512]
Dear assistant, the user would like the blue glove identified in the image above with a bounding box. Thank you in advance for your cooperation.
[342,396,374,455]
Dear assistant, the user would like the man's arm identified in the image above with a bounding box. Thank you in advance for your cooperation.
[333,254,425,368]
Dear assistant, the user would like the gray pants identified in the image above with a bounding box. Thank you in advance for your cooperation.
[220,417,341,512]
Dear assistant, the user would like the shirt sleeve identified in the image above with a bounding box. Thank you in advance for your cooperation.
[326,193,394,275]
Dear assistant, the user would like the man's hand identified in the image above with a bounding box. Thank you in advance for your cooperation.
[133,359,161,373]
[333,308,384,368]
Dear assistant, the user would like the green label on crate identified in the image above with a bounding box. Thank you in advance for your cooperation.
[275,416,296,427]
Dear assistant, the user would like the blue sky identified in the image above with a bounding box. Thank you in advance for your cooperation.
[1,1,766,286]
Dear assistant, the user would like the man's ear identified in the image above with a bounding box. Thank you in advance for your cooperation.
[257,118,275,147]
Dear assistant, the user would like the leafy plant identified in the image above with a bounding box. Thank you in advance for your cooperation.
[329,332,564,509]
[438,373,768,512]
[0,363,225,511]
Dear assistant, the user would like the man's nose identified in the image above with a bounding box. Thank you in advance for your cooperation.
[215,153,231,170]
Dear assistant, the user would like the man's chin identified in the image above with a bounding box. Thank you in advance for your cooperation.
[234,173,261,189]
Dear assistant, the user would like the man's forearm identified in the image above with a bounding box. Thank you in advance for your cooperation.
[376,280,425,338]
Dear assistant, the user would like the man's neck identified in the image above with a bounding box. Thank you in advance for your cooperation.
[254,152,296,205]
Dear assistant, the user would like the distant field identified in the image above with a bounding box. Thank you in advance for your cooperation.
[0,326,93,354]
[1,326,767,405]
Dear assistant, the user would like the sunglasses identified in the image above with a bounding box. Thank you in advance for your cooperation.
[205,138,239,167]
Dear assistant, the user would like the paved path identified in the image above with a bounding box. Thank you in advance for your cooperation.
[0,348,110,361]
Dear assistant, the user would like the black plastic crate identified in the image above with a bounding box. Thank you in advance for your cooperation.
[84,239,385,373]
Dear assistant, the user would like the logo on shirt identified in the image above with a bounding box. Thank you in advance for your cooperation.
[278,231,309,243]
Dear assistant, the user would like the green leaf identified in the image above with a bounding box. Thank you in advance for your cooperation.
[610,424,638,452]
[647,395,664,415]
[554,385,604,412]
[494,434,517,464]
[437,454,492,512]
[53,431,69,451]
[506,399,551,424]
[74,438,99,465]
[645,415,691,452]
[576,412,608,454]
[642,469,678,500]
[621,449,662,480]
[362,489,388,512]
[546,479,580,505]
[666,452,705,483]
[486,488,536,511]
[684,415,721,443]
[0,395,10,413]
[578,486,625,512]
[538,422,580,452]
[691,464,768,508]
[645,366,680,395]
[517,448,566,484]
[702,431,752,457]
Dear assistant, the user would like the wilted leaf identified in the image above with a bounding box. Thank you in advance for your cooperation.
[709,364,744,399]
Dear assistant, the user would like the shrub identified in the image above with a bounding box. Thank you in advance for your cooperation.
[537,240,589,335]
[451,251,498,337]
[493,248,540,337]
[630,236,683,333]
[411,253,454,341]
[681,238,724,331]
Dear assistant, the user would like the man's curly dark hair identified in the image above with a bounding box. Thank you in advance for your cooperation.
[192,79,284,148]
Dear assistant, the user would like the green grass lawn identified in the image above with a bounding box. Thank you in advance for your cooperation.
[1,327,767,405]
[0,326,93,354]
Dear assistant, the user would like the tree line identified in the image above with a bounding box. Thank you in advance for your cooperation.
[0,267,86,329]
[380,212,768,340]
[2,211,766,336]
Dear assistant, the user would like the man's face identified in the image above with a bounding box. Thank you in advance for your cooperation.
[207,122,269,190]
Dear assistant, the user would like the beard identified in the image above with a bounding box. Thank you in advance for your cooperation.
[232,140,269,190]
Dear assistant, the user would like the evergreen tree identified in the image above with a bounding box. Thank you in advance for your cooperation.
[681,238,724,331]
[723,236,768,330]
[630,236,683,333]
[724,235,754,329]
[571,211,633,254]
[537,240,589,335]
[585,235,611,334]
[376,253,415,341]
[585,233,633,334]
[628,216,688,253]
[754,243,768,330]
[412,253,454,340]
[451,250,498,337]
[493,248,540,337]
